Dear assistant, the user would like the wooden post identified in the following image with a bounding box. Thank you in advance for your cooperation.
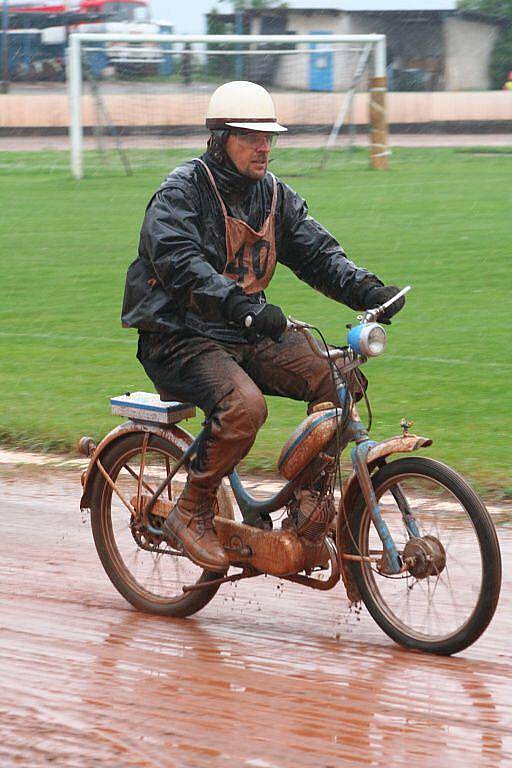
[369,75,388,170]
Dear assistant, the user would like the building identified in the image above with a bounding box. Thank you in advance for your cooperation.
[207,3,504,91]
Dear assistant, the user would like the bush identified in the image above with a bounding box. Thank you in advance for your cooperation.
[490,24,512,87]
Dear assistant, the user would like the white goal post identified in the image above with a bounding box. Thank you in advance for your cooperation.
[68,33,388,179]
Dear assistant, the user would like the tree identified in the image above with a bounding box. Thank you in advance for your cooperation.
[458,0,512,18]
[458,0,512,87]
[207,0,288,82]
[206,9,236,78]
[489,24,512,87]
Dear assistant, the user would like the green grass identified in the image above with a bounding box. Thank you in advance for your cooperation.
[1,147,511,495]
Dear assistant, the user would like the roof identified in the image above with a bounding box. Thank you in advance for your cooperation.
[9,10,109,28]
[282,1,457,9]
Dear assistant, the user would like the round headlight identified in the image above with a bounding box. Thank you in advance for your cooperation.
[347,323,387,357]
[366,324,387,356]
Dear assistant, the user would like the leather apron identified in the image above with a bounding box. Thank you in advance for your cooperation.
[196,158,278,294]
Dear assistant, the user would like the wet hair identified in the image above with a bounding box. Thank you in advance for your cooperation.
[206,129,230,164]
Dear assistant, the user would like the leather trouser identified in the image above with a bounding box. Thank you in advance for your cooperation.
[137,330,345,497]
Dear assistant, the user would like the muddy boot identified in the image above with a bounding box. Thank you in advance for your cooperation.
[162,485,229,573]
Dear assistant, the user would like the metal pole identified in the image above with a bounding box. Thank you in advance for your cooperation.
[374,35,386,79]
[68,34,83,179]
[234,11,243,80]
[73,33,386,45]
[1,0,9,94]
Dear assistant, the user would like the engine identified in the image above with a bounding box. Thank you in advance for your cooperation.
[286,489,336,542]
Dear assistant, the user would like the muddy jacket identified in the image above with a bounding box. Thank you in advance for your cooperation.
[122,151,382,343]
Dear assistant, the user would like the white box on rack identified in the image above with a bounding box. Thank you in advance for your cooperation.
[110,391,196,424]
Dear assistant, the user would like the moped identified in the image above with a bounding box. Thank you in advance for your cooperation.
[79,288,501,655]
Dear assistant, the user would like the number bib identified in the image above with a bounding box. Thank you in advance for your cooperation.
[197,159,278,294]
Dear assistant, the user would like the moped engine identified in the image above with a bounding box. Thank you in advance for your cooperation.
[283,490,336,572]
[285,489,336,542]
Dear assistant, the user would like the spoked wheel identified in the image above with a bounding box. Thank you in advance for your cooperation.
[348,457,501,655]
[89,432,232,617]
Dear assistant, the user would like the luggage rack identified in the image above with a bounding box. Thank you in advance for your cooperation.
[110,391,196,425]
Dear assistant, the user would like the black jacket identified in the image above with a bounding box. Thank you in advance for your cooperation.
[122,151,382,343]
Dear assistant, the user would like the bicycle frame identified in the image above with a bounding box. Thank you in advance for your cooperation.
[139,363,405,576]
[81,292,425,581]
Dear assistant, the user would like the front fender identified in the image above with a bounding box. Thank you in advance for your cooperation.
[342,433,432,511]
[338,434,432,603]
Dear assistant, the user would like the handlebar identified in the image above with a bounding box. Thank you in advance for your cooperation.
[363,284,411,323]
[286,285,411,362]
[286,317,348,361]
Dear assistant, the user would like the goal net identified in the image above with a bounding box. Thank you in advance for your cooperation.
[68,33,388,179]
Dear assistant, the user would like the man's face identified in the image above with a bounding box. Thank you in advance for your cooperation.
[224,131,276,180]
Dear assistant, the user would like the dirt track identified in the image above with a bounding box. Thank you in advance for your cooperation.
[2,133,512,152]
[1,465,511,767]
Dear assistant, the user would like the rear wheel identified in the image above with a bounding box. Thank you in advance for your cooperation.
[348,457,501,655]
[89,432,232,617]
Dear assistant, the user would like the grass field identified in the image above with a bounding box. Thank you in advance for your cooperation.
[1,146,511,495]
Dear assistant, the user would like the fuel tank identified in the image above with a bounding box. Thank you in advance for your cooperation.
[277,404,340,480]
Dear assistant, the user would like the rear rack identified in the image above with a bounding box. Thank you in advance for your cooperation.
[111,391,196,425]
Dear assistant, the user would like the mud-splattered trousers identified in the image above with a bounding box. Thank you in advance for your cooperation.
[137,329,341,497]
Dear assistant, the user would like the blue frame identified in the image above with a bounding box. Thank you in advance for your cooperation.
[142,378,404,575]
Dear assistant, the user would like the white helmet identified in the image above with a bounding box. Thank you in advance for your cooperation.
[206,80,287,133]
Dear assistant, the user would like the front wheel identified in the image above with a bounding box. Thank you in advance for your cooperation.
[89,432,232,618]
[348,457,501,655]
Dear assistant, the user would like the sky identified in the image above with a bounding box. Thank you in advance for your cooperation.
[150,0,215,32]
[150,0,457,34]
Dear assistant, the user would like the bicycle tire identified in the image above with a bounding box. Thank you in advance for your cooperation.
[347,456,501,655]
[90,431,231,618]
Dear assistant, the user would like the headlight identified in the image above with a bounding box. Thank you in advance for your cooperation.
[347,322,387,357]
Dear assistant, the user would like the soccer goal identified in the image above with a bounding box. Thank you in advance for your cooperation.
[67,33,388,179]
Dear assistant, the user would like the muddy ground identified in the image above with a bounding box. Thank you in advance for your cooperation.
[1,465,511,768]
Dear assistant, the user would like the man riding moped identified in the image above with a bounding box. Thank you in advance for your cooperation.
[122,80,405,574]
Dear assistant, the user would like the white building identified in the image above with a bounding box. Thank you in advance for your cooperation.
[209,2,503,91]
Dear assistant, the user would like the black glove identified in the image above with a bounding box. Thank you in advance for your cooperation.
[227,295,287,342]
[363,284,405,324]
[249,303,288,341]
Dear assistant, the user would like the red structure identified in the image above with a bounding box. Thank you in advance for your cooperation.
[12,1,148,14]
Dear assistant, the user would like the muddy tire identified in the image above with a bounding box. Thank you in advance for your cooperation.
[90,432,231,618]
[348,457,501,655]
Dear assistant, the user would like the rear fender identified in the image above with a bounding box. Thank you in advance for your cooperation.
[80,421,194,509]
[80,421,234,520]
[338,434,432,602]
